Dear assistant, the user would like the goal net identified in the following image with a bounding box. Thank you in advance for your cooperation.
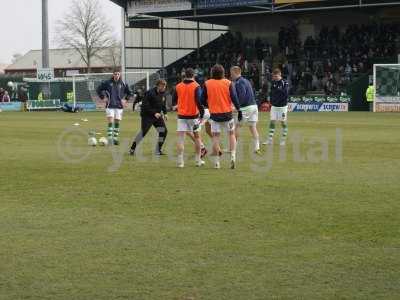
[373,64,400,112]
[71,71,159,109]
[23,77,73,111]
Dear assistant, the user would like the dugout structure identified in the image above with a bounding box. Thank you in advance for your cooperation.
[373,64,400,112]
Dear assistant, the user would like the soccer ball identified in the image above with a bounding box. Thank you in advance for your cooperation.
[98,137,108,146]
[88,137,97,147]
[7,81,14,88]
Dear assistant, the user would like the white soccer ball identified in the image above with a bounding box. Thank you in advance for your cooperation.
[88,137,97,147]
[7,81,14,88]
[98,137,108,146]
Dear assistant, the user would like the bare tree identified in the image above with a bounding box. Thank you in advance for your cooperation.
[56,0,116,72]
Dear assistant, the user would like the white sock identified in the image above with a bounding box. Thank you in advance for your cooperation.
[214,155,220,165]
[177,153,184,164]
[254,138,260,151]
[231,150,236,162]
[195,153,201,163]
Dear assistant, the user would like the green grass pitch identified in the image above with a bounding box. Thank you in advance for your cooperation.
[0,111,399,300]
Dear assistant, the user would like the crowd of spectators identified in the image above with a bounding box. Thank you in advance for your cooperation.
[281,23,400,95]
[166,22,399,98]
[167,31,272,91]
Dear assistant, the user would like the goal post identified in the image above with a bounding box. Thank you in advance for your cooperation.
[373,64,400,112]
[71,71,158,109]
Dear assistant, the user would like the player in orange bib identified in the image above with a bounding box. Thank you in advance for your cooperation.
[203,64,242,169]
[172,68,205,168]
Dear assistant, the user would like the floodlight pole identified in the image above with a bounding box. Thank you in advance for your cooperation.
[42,0,49,68]
[121,7,126,77]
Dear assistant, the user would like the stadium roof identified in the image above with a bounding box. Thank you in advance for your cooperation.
[111,0,400,21]
[110,0,127,8]
[6,48,120,71]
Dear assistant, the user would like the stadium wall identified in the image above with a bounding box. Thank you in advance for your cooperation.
[124,18,227,72]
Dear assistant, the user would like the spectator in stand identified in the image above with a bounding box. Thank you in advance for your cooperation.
[18,85,29,102]
[303,68,313,91]
[262,44,270,60]
[249,64,260,90]
[194,65,205,85]
[312,74,319,91]
[242,60,249,77]
[235,52,241,66]
[1,91,11,102]
[282,63,289,80]
[244,39,253,61]
[0,88,10,102]
[264,64,272,82]
[345,64,352,81]
[304,35,316,57]
[324,76,336,96]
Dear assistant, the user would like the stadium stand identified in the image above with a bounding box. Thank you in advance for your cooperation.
[165,22,400,100]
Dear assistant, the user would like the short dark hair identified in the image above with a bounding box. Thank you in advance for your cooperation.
[156,79,167,87]
[211,64,225,80]
[185,68,195,79]
[272,68,282,76]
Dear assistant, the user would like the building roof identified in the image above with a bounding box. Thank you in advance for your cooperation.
[0,63,8,74]
[6,48,120,71]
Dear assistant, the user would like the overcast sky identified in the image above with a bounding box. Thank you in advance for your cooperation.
[0,0,122,64]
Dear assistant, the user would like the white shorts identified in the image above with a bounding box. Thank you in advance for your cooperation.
[270,106,288,122]
[210,119,235,133]
[106,108,124,120]
[199,109,210,129]
[234,104,258,125]
[177,118,201,132]
[202,109,210,122]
